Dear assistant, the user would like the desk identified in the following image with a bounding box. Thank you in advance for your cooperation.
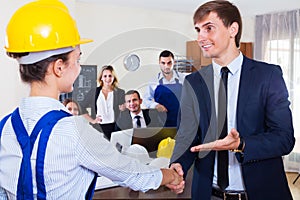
[93,169,192,200]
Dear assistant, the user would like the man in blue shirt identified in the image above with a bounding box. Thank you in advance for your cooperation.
[143,50,186,127]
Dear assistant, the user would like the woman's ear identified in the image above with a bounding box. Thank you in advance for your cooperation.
[53,59,64,77]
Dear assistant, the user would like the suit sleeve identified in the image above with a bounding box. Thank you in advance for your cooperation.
[170,77,200,175]
[116,88,125,105]
[113,88,125,122]
[241,65,295,163]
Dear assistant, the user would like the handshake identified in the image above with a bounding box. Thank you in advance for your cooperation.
[161,163,185,194]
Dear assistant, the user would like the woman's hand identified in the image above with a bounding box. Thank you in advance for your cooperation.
[119,103,126,111]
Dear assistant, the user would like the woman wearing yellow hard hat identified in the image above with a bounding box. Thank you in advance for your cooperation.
[0,0,184,199]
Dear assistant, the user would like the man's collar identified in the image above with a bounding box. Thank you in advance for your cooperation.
[158,70,179,81]
[130,110,143,119]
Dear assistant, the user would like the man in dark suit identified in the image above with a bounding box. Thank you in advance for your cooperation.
[115,90,166,131]
[170,1,295,200]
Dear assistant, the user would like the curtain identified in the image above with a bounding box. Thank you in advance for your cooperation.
[255,9,300,172]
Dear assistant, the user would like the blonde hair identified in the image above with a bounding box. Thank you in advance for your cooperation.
[98,65,119,89]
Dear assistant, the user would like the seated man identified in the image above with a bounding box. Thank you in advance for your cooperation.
[115,90,166,131]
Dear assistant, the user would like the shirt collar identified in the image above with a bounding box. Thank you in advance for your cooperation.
[213,52,243,77]
[20,96,68,117]
[130,110,143,119]
[158,70,179,81]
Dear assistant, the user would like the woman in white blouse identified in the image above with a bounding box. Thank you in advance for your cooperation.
[81,65,125,140]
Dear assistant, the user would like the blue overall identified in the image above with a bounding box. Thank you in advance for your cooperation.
[154,76,182,127]
[0,108,97,200]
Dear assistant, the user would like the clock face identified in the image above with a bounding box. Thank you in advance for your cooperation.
[124,54,140,71]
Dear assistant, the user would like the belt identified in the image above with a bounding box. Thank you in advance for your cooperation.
[212,187,246,200]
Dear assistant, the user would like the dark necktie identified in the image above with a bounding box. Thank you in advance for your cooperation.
[217,66,230,190]
[135,115,141,128]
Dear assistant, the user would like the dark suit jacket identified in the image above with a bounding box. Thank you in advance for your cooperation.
[115,109,167,131]
[80,86,125,121]
[171,56,295,200]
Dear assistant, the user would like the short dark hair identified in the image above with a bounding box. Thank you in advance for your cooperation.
[7,52,69,83]
[125,90,141,99]
[159,50,174,59]
[193,0,242,48]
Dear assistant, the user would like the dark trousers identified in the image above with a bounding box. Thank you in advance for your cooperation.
[100,122,116,140]
[91,122,116,140]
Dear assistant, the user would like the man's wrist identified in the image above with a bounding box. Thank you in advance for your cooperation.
[230,137,245,153]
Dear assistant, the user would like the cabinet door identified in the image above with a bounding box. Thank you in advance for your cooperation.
[186,40,211,71]
[186,41,253,71]
[240,42,253,58]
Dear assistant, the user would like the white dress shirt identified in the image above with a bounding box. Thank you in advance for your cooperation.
[130,111,147,128]
[0,97,162,199]
[143,70,186,109]
[212,52,245,191]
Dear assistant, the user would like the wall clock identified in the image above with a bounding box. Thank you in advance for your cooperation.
[124,54,140,71]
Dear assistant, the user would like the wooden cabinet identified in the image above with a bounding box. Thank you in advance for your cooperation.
[239,42,253,59]
[186,41,253,71]
[186,40,211,71]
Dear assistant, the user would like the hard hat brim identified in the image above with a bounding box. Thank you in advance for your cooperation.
[78,38,93,45]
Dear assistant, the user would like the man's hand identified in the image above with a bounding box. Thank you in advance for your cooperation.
[190,128,240,152]
[155,104,168,112]
[165,163,185,194]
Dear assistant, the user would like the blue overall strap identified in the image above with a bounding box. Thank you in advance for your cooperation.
[35,110,71,200]
[11,108,34,200]
[0,113,12,200]
[0,113,12,199]
[85,174,97,200]
[11,108,71,200]
[34,110,97,200]
[0,113,11,139]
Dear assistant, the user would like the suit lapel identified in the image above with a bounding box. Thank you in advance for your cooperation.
[194,66,218,142]
[201,66,218,142]
[237,56,255,132]
[142,109,151,125]
[95,87,101,112]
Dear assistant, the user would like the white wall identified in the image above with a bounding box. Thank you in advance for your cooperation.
[75,2,198,96]
[0,1,255,117]
[0,0,75,117]
[0,0,32,117]
[75,2,255,97]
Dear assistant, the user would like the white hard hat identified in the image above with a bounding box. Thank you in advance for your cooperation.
[149,157,170,168]
[123,144,153,164]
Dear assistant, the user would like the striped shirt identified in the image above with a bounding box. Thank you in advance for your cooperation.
[0,97,162,199]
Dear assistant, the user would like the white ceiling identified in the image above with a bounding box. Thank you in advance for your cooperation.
[76,0,300,17]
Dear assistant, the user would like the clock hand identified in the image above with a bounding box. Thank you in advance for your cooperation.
[130,57,134,65]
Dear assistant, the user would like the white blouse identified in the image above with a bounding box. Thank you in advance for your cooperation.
[96,90,114,124]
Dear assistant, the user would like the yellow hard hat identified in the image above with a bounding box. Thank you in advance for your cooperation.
[156,137,175,159]
[5,0,92,53]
